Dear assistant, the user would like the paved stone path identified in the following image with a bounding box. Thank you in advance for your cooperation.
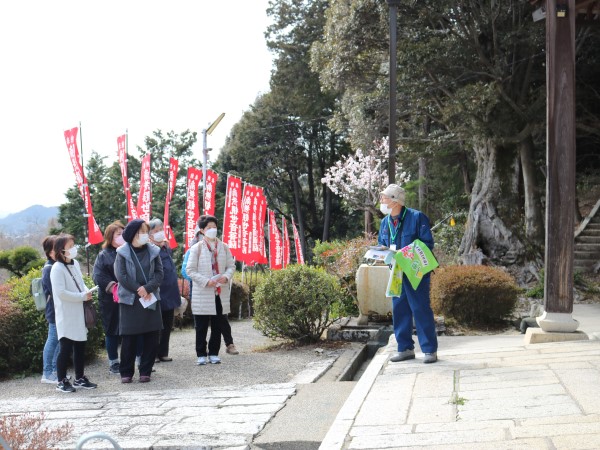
[321,336,600,449]
[2,383,296,449]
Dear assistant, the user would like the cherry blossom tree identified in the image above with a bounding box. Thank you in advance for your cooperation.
[322,139,409,217]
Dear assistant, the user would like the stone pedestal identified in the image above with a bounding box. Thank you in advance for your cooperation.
[355,264,392,325]
[524,327,588,344]
[536,311,580,332]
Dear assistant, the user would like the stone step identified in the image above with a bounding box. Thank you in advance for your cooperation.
[574,251,600,261]
[579,228,600,237]
[586,222,600,229]
[574,243,600,252]
[576,236,600,244]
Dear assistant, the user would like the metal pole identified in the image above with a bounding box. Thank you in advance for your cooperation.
[79,121,91,274]
[201,113,225,215]
[388,1,400,184]
[202,127,208,214]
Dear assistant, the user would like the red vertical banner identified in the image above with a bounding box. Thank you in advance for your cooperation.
[117,134,137,222]
[249,186,262,264]
[222,175,243,260]
[203,169,218,216]
[268,209,283,270]
[136,154,152,222]
[282,216,290,268]
[292,217,305,265]
[256,188,268,264]
[240,184,254,264]
[64,127,104,245]
[164,157,179,249]
[184,167,202,252]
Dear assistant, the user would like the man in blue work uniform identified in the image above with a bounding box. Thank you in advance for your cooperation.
[378,184,438,363]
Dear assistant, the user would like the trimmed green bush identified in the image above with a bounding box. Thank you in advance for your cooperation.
[0,268,104,379]
[431,265,519,326]
[253,264,346,342]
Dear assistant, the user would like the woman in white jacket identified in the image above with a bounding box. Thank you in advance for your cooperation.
[186,215,235,365]
[50,234,97,393]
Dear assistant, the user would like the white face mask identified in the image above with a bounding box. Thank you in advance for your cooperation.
[380,204,393,215]
[204,228,218,240]
[113,235,125,247]
[152,231,165,242]
[65,247,78,259]
[136,233,149,245]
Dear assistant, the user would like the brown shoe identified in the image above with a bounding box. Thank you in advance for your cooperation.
[139,375,151,383]
[226,344,239,355]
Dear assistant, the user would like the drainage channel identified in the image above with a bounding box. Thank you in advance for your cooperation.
[332,324,393,382]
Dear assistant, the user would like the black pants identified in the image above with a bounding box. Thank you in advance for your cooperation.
[194,296,229,356]
[120,331,159,377]
[158,309,175,358]
[221,315,234,346]
[57,338,86,381]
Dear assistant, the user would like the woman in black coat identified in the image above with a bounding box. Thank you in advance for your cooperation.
[92,221,125,374]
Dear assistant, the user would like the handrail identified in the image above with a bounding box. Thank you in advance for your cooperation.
[575,197,600,238]
[75,432,123,450]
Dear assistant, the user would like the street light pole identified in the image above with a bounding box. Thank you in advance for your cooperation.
[387,0,401,184]
[201,113,225,213]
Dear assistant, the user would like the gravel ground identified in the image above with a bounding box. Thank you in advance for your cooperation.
[0,319,330,399]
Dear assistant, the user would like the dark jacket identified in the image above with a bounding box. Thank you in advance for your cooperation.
[157,244,182,311]
[115,243,163,306]
[41,259,55,323]
[92,246,120,335]
[115,243,164,336]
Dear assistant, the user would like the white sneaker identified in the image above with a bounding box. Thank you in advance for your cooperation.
[196,356,207,365]
[208,355,221,364]
[41,373,58,384]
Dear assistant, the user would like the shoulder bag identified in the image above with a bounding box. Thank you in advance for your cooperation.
[65,264,97,329]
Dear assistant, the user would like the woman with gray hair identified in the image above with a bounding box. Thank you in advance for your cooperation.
[148,218,182,362]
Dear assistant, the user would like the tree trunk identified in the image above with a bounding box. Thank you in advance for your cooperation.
[322,186,332,242]
[459,139,525,264]
[364,210,373,235]
[418,157,427,214]
[459,149,472,195]
[518,136,544,246]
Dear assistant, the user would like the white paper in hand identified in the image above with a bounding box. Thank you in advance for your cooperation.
[139,293,158,309]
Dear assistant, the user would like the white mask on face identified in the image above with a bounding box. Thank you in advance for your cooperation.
[137,233,149,245]
[380,204,393,215]
[152,231,165,242]
[65,247,78,259]
[113,235,125,247]
[204,228,218,240]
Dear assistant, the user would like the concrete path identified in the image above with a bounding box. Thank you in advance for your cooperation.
[321,304,600,449]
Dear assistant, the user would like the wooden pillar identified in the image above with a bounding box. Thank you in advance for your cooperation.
[539,0,578,332]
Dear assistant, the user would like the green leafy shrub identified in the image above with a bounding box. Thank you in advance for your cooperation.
[313,236,377,317]
[253,265,346,342]
[431,265,519,326]
[0,268,104,379]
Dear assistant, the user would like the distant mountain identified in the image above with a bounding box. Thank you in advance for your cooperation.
[0,205,59,236]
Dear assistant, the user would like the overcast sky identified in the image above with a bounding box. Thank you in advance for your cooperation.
[0,0,274,217]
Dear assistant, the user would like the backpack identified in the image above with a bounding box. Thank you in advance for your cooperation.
[31,277,47,311]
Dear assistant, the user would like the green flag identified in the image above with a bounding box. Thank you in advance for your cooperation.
[394,239,439,290]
